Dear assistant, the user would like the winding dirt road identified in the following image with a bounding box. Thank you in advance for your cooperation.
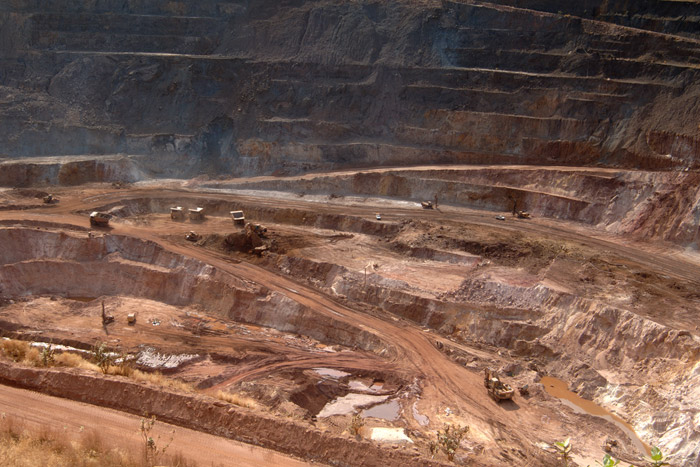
[2,179,698,464]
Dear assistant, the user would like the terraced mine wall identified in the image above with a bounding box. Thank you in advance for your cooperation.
[267,250,700,463]
[486,0,700,39]
[0,156,144,187]
[206,167,700,247]
[1,0,700,176]
[0,227,387,353]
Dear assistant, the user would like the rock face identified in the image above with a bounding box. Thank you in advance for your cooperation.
[0,226,386,351]
[485,0,700,40]
[1,0,700,176]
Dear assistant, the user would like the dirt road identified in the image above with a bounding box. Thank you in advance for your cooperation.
[0,383,313,466]
[0,188,556,459]
[2,181,696,464]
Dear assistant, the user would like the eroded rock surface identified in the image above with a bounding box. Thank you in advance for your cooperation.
[1,0,700,174]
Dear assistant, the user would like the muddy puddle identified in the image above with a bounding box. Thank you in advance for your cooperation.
[412,401,429,426]
[361,400,400,421]
[541,376,650,455]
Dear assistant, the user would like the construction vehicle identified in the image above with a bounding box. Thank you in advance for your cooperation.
[421,201,434,209]
[189,207,205,221]
[89,211,111,227]
[515,210,531,219]
[484,368,514,401]
[604,438,618,453]
[170,206,184,220]
[43,194,57,204]
[185,231,201,242]
[249,223,267,236]
[252,245,268,256]
[127,313,136,325]
[231,210,245,226]
[101,301,114,325]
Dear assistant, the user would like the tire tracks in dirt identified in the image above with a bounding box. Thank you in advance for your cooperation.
[3,185,698,462]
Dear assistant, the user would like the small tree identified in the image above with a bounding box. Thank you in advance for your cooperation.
[555,438,573,467]
[429,439,440,457]
[645,446,670,467]
[437,424,470,461]
[112,352,135,377]
[91,341,113,374]
[596,454,620,467]
[40,345,55,367]
[140,415,174,467]
[349,413,364,438]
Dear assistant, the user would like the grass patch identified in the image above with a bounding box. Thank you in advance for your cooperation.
[130,370,194,393]
[0,339,31,362]
[0,339,192,393]
[215,390,258,409]
[0,414,196,467]
[53,352,101,372]
[0,414,134,467]
[0,339,52,368]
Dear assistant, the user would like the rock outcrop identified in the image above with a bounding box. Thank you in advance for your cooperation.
[1,0,699,176]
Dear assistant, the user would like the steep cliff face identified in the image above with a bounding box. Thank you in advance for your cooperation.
[485,0,700,40]
[1,0,699,176]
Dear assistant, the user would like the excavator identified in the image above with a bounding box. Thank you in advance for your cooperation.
[185,231,201,242]
[510,199,531,219]
[484,368,514,401]
[101,301,114,325]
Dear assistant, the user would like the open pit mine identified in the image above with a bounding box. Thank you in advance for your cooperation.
[1,1,700,466]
